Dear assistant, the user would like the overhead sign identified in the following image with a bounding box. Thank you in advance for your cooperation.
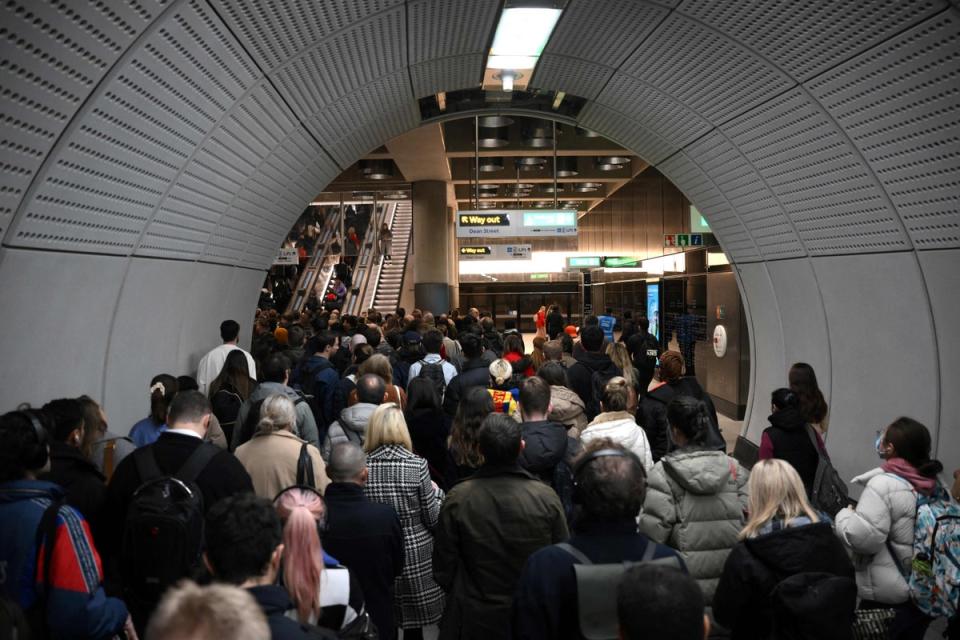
[663,233,716,247]
[603,256,642,268]
[567,256,601,268]
[273,247,299,265]
[456,209,577,238]
[459,244,532,260]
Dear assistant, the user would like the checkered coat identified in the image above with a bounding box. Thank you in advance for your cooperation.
[364,444,446,628]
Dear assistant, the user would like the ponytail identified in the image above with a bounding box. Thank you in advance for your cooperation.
[149,374,177,424]
[667,396,710,446]
[274,489,324,623]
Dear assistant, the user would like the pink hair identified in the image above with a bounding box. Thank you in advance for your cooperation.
[274,488,324,623]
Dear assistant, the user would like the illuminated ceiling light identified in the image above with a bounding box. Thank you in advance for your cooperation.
[575,126,601,138]
[556,156,578,177]
[436,91,447,112]
[552,90,566,110]
[478,115,513,128]
[542,183,565,194]
[534,200,552,208]
[595,156,631,172]
[479,157,504,172]
[573,182,602,193]
[501,71,515,92]
[477,126,509,148]
[479,183,500,192]
[490,7,562,59]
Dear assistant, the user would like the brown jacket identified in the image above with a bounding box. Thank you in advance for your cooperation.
[548,385,588,437]
[235,429,329,499]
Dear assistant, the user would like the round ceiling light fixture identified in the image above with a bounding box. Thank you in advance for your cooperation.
[573,182,602,193]
[479,157,504,172]
[575,127,601,138]
[542,184,565,194]
[522,119,554,148]
[517,156,548,170]
[478,115,513,128]
[556,156,579,177]
[363,159,396,180]
[478,126,510,148]
[595,156,631,171]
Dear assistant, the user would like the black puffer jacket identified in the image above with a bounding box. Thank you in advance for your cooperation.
[761,408,820,496]
[442,358,490,416]
[39,442,107,541]
[638,376,724,462]
[714,521,856,640]
[518,420,570,482]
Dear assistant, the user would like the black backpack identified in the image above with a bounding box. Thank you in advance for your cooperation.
[588,367,620,418]
[768,572,857,640]
[417,360,448,401]
[121,444,219,623]
[210,387,242,445]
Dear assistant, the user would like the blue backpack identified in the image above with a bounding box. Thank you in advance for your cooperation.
[908,486,960,618]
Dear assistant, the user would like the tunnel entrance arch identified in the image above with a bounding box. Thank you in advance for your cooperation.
[0,0,956,481]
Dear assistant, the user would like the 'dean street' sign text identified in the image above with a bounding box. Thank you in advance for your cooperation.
[456,210,577,238]
[459,244,532,260]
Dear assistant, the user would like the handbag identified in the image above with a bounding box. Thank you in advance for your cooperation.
[852,606,895,640]
[296,442,316,488]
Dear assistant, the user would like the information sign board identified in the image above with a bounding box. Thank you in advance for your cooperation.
[274,247,299,265]
[456,210,577,238]
[458,244,532,260]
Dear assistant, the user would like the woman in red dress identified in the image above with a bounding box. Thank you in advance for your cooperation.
[535,305,547,339]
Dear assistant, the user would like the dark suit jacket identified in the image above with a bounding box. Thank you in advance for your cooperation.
[323,482,404,639]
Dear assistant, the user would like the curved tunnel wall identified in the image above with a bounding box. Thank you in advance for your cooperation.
[0,0,957,481]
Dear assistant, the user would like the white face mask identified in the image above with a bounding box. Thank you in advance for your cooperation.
[875,430,887,459]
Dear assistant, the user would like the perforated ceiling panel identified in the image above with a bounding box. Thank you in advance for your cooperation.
[595,73,713,150]
[206,0,404,72]
[620,13,796,126]
[684,130,804,259]
[407,0,498,97]
[7,0,259,255]
[679,0,949,82]
[533,0,668,100]
[657,152,761,263]
[806,12,960,250]
[722,88,911,255]
[0,0,166,239]
[577,103,678,166]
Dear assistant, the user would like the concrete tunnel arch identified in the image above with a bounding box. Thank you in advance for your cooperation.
[0,0,957,483]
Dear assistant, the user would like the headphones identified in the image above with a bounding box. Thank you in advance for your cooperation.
[13,410,49,470]
[273,485,329,537]
[572,448,645,505]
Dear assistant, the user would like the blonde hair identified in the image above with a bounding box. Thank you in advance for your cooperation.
[606,342,637,388]
[256,394,296,434]
[146,580,269,640]
[740,459,820,539]
[364,403,412,453]
[359,353,393,384]
[489,358,513,386]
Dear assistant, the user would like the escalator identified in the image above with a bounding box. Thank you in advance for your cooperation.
[368,200,412,314]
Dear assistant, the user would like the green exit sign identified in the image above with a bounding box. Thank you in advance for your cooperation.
[568,256,601,268]
[529,273,549,280]
[603,256,642,268]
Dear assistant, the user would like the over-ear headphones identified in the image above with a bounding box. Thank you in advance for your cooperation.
[13,410,49,470]
[273,485,329,537]
[572,447,645,505]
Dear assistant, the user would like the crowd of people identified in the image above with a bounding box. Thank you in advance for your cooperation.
[2,307,959,640]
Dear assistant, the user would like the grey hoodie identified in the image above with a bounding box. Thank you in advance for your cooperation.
[638,449,749,601]
[323,402,378,459]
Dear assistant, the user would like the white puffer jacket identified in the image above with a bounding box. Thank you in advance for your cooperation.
[834,468,917,604]
[580,411,654,472]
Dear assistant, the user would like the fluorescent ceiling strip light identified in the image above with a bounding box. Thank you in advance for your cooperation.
[490,8,562,58]
[487,55,539,69]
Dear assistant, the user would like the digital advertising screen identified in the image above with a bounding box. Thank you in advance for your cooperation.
[646,282,661,341]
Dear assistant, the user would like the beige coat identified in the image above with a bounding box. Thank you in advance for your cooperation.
[235,429,329,499]
[548,385,588,437]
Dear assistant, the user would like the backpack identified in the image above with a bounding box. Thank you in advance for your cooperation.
[238,394,307,449]
[121,444,219,623]
[767,572,857,640]
[417,360,448,401]
[299,363,335,428]
[907,487,960,618]
[804,425,849,517]
[211,386,242,444]
[588,368,619,418]
[296,442,316,489]
[556,541,684,640]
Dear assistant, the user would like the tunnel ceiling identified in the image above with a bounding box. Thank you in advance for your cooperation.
[1,0,957,272]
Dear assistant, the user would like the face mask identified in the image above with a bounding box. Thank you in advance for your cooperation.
[875,431,886,458]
